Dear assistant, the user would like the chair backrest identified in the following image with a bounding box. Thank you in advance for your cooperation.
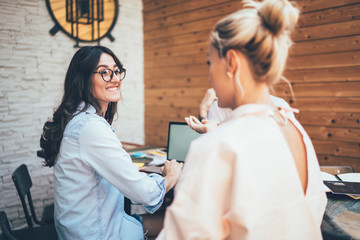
[12,164,32,198]
[12,164,39,228]
[320,166,354,175]
[0,211,16,240]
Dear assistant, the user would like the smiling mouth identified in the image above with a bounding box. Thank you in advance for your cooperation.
[106,86,118,91]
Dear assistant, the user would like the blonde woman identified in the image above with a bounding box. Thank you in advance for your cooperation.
[158,0,327,239]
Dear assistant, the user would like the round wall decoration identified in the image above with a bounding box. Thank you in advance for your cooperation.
[45,0,119,46]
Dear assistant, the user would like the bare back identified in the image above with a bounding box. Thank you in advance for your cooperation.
[279,119,308,194]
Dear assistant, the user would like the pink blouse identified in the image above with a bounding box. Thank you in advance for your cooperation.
[158,104,327,240]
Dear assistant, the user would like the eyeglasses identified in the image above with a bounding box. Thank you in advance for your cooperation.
[93,68,126,82]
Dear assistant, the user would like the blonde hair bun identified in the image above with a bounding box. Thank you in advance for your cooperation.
[256,0,299,36]
[211,0,299,85]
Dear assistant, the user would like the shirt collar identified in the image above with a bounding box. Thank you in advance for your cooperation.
[76,101,97,115]
[222,103,298,126]
[222,104,275,124]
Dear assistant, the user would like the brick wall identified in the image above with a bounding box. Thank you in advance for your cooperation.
[0,0,144,230]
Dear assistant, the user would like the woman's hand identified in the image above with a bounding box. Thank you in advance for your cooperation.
[161,159,183,193]
[185,115,218,134]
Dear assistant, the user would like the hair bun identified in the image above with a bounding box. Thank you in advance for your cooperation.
[257,0,299,36]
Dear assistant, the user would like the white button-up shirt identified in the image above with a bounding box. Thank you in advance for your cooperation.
[54,103,165,240]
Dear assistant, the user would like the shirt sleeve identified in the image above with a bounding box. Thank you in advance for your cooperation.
[161,135,235,239]
[79,117,165,214]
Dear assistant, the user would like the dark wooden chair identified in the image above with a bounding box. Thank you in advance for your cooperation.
[0,211,57,240]
[12,164,54,228]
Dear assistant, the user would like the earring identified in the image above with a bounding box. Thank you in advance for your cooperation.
[227,72,233,78]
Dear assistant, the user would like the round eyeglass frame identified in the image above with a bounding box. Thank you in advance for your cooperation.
[93,68,126,82]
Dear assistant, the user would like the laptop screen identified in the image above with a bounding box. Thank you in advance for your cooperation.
[166,122,201,162]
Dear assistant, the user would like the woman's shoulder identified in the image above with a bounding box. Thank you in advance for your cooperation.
[198,115,267,148]
[221,113,272,133]
[65,108,109,138]
[68,110,101,126]
[270,95,290,108]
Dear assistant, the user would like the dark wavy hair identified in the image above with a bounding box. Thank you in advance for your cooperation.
[40,46,123,167]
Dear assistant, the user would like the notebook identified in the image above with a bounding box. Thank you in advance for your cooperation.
[166,122,201,162]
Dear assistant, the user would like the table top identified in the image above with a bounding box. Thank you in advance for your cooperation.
[322,194,360,239]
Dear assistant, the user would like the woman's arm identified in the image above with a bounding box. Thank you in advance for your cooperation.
[79,117,180,213]
[161,159,183,193]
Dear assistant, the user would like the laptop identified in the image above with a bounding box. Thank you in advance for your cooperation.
[139,122,200,175]
[166,121,201,162]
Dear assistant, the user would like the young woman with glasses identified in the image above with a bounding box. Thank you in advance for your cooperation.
[40,46,182,239]
[158,0,327,239]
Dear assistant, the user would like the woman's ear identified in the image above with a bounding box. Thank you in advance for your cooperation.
[225,49,239,77]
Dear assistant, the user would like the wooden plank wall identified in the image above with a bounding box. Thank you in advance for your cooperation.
[279,0,360,171]
[143,0,360,171]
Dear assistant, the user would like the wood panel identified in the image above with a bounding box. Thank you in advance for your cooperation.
[145,54,207,68]
[146,106,198,119]
[146,49,360,69]
[144,29,211,50]
[145,41,208,59]
[297,3,360,28]
[296,111,360,128]
[144,16,218,41]
[146,87,205,98]
[144,0,360,170]
[146,75,210,89]
[143,0,186,14]
[312,140,360,159]
[145,64,209,80]
[147,35,360,59]
[292,19,360,42]
[144,0,239,21]
[304,125,360,143]
[273,82,360,97]
[283,66,360,83]
[145,96,202,108]
[287,97,360,113]
[290,35,360,56]
[286,51,360,70]
[293,0,360,13]
[144,1,241,32]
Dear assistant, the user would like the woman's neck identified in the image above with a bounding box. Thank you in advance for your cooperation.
[97,105,108,117]
[233,80,273,109]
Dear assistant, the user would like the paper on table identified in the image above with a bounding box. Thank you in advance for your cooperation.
[134,162,145,168]
[130,149,166,165]
[337,173,360,182]
[321,172,360,199]
[147,150,167,165]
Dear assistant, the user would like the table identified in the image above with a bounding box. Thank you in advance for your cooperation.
[125,146,169,215]
[322,194,360,239]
